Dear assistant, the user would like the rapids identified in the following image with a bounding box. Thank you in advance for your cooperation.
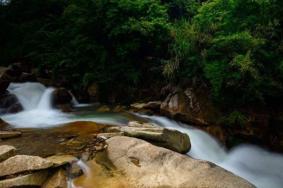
[1,82,283,188]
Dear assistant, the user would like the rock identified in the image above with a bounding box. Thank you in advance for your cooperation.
[0,145,16,162]
[0,66,8,76]
[124,126,190,154]
[0,67,9,92]
[0,170,49,187]
[112,105,126,112]
[68,162,83,178]
[96,105,111,112]
[0,119,9,130]
[128,121,159,128]
[160,86,219,126]
[0,91,23,114]
[0,62,32,93]
[46,155,77,167]
[131,101,161,111]
[52,88,73,105]
[104,136,255,188]
[43,169,67,188]
[0,80,9,93]
[0,155,53,177]
[18,72,37,82]
[0,131,22,139]
[97,132,124,139]
[105,123,190,154]
[87,83,99,101]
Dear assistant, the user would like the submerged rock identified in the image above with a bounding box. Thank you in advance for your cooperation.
[104,136,255,188]
[0,170,49,187]
[0,155,53,177]
[0,145,16,162]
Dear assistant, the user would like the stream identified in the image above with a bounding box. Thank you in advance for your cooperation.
[1,82,283,188]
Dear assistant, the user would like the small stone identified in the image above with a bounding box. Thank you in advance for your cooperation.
[0,131,22,139]
[0,145,16,162]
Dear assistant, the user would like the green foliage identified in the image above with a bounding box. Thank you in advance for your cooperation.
[219,111,248,127]
[1,0,283,108]
[165,0,283,107]
[0,0,172,99]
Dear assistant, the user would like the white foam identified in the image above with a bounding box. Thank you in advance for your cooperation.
[141,115,283,188]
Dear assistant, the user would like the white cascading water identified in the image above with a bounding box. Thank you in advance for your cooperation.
[1,82,71,128]
[1,82,283,188]
[1,82,125,127]
[7,82,47,110]
[140,115,283,188]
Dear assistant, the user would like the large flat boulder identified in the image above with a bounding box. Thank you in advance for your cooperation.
[104,136,255,188]
[0,145,16,162]
[0,155,53,177]
[104,122,190,154]
[0,171,49,187]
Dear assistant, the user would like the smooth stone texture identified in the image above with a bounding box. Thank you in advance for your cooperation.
[0,155,53,177]
[105,136,255,188]
[43,169,67,188]
[46,154,77,167]
[0,131,22,139]
[0,171,49,187]
[105,122,190,154]
[0,145,16,162]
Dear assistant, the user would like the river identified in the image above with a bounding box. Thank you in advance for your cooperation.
[1,82,283,188]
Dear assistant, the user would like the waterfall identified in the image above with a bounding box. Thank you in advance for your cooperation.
[1,82,71,128]
[1,82,125,128]
[37,88,55,110]
[7,82,47,110]
[140,115,283,188]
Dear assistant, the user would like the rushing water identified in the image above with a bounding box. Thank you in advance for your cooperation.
[1,82,127,127]
[139,115,283,188]
[1,82,283,188]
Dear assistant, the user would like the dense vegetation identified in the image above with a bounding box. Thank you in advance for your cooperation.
[1,0,283,109]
